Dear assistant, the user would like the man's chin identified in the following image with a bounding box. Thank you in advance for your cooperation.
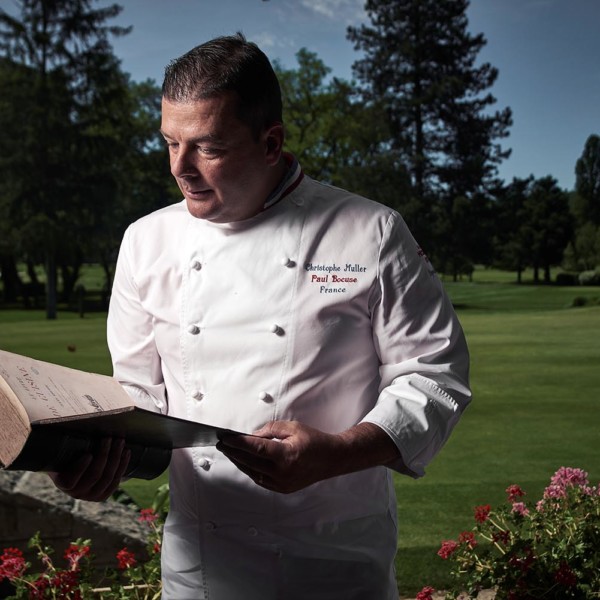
[185,198,220,221]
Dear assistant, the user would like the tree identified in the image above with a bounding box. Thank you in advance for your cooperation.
[574,134,600,225]
[524,177,573,284]
[492,176,534,284]
[275,48,407,205]
[0,0,130,318]
[566,134,600,271]
[276,49,412,222]
[348,0,512,201]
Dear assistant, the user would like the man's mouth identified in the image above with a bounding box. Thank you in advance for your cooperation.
[185,188,212,200]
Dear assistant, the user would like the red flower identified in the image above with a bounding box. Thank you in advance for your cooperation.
[458,531,478,549]
[508,546,535,573]
[138,508,159,523]
[50,570,81,598]
[116,547,137,570]
[474,504,491,523]
[492,530,511,545]
[152,541,161,554]
[64,544,90,570]
[437,540,459,559]
[28,575,50,599]
[416,586,436,600]
[506,484,525,502]
[554,562,577,587]
[0,547,26,582]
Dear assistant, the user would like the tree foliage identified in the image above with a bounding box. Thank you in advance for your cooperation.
[0,0,132,317]
[494,176,573,283]
[348,0,512,201]
[565,134,600,271]
[275,48,412,212]
[0,1,177,314]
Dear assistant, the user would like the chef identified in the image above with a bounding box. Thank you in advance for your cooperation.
[50,33,471,600]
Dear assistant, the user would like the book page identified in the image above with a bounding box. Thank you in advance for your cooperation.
[0,350,133,423]
[0,378,31,467]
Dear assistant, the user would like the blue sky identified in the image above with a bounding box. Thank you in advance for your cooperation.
[8,0,600,190]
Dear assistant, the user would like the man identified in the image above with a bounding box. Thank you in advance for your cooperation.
[50,33,471,599]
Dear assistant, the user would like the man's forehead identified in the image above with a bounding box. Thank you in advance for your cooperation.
[160,95,251,142]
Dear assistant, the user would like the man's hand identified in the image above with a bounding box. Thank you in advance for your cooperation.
[47,437,131,502]
[217,420,400,494]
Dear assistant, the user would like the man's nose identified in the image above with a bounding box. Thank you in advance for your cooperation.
[171,147,196,178]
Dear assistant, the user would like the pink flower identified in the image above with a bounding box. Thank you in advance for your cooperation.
[550,467,588,488]
[506,484,525,502]
[474,504,491,523]
[138,508,159,523]
[543,483,567,500]
[511,502,530,517]
[116,548,137,570]
[0,547,27,582]
[416,586,436,600]
[437,540,459,559]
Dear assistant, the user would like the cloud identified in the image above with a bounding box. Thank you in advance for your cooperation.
[299,0,366,24]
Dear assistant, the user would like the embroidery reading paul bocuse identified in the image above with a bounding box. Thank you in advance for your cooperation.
[305,262,368,293]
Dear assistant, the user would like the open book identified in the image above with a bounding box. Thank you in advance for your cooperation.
[0,349,241,480]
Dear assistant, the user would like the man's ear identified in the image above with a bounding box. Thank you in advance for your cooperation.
[263,122,285,165]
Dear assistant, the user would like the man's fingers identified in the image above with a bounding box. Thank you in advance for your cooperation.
[48,453,94,491]
[47,438,130,502]
[86,441,130,501]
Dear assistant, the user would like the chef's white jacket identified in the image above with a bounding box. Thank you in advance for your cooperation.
[107,171,471,600]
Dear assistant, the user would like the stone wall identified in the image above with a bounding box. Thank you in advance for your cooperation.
[0,470,149,592]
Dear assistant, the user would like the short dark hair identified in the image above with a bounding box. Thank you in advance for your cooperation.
[162,32,282,139]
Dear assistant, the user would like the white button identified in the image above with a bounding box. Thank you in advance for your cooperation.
[198,457,211,470]
[205,521,216,531]
[192,390,204,401]
[281,257,294,267]
[258,391,272,403]
[247,526,258,537]
[190,260,202,271]
[187,324,200,335]
[270,324,284,335]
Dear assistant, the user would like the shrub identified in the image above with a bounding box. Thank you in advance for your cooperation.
[570,296,600,308]
[418,467,600,599]
[0,506,164,599]
[578,270,600,286]
[555,272,579,286]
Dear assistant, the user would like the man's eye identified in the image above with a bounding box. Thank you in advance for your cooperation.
[198,146,220,156]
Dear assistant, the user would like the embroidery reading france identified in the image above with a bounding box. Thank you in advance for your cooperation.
[304,262,367,294]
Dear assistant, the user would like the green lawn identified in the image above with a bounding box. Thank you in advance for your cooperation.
[1,269,599,595]
[394,278,600,594]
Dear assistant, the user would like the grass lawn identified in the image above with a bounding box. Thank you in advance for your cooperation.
[1,267,599,595]
[393,275,600,595]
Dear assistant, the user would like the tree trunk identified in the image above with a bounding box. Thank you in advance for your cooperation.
[45,252,57,320]
[544,264,551,284]
[0,254,21,302]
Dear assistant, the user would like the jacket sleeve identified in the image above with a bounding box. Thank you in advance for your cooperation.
[360,212,471,478]
[107,225,168,414]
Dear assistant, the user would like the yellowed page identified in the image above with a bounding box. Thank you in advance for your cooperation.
[0,376,31,467]
[0,350,132,423]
